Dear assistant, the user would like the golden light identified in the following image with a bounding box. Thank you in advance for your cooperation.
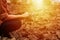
[28,0,56,24]
[52,0,60,2]
[10,0,56,25]
[31,0,44,10]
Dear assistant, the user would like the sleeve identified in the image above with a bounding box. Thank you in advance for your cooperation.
[0,0,8,21]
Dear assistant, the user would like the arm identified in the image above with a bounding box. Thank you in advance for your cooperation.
[6,12,29,20]
[7,15,25,20]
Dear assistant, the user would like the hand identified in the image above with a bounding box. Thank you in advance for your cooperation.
[22,12,29,17]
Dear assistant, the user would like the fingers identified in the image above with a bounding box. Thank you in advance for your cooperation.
[22,12,29,17]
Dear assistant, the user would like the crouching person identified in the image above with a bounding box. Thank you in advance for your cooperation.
[0,0,29,39]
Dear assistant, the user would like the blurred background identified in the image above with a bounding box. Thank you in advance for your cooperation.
[2,0,60,40]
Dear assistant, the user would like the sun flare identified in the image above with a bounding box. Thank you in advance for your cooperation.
[31,0,44,10]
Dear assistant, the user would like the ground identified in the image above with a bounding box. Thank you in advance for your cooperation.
[1,1,60,40]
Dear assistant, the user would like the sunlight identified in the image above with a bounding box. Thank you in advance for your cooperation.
[52,0,60,2]
[29,0,54,22]
[31,0,44,10]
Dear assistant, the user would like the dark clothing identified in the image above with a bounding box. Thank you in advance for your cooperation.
[0,19,21,32]
[0,0,21,38]
[0,0,8,24]
[0,18,21,38]
[0,0,9,37]
[0,0,7,14]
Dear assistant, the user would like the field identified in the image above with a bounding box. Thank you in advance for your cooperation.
[1,0,60,40]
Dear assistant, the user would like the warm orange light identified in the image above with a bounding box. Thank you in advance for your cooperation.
[28,0,54,23]
[31,0,44,10]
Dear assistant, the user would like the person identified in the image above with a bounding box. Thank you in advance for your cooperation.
[0,0,29,38]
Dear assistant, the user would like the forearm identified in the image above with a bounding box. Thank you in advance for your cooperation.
[6,12,29,20]
[6,15,26,20]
